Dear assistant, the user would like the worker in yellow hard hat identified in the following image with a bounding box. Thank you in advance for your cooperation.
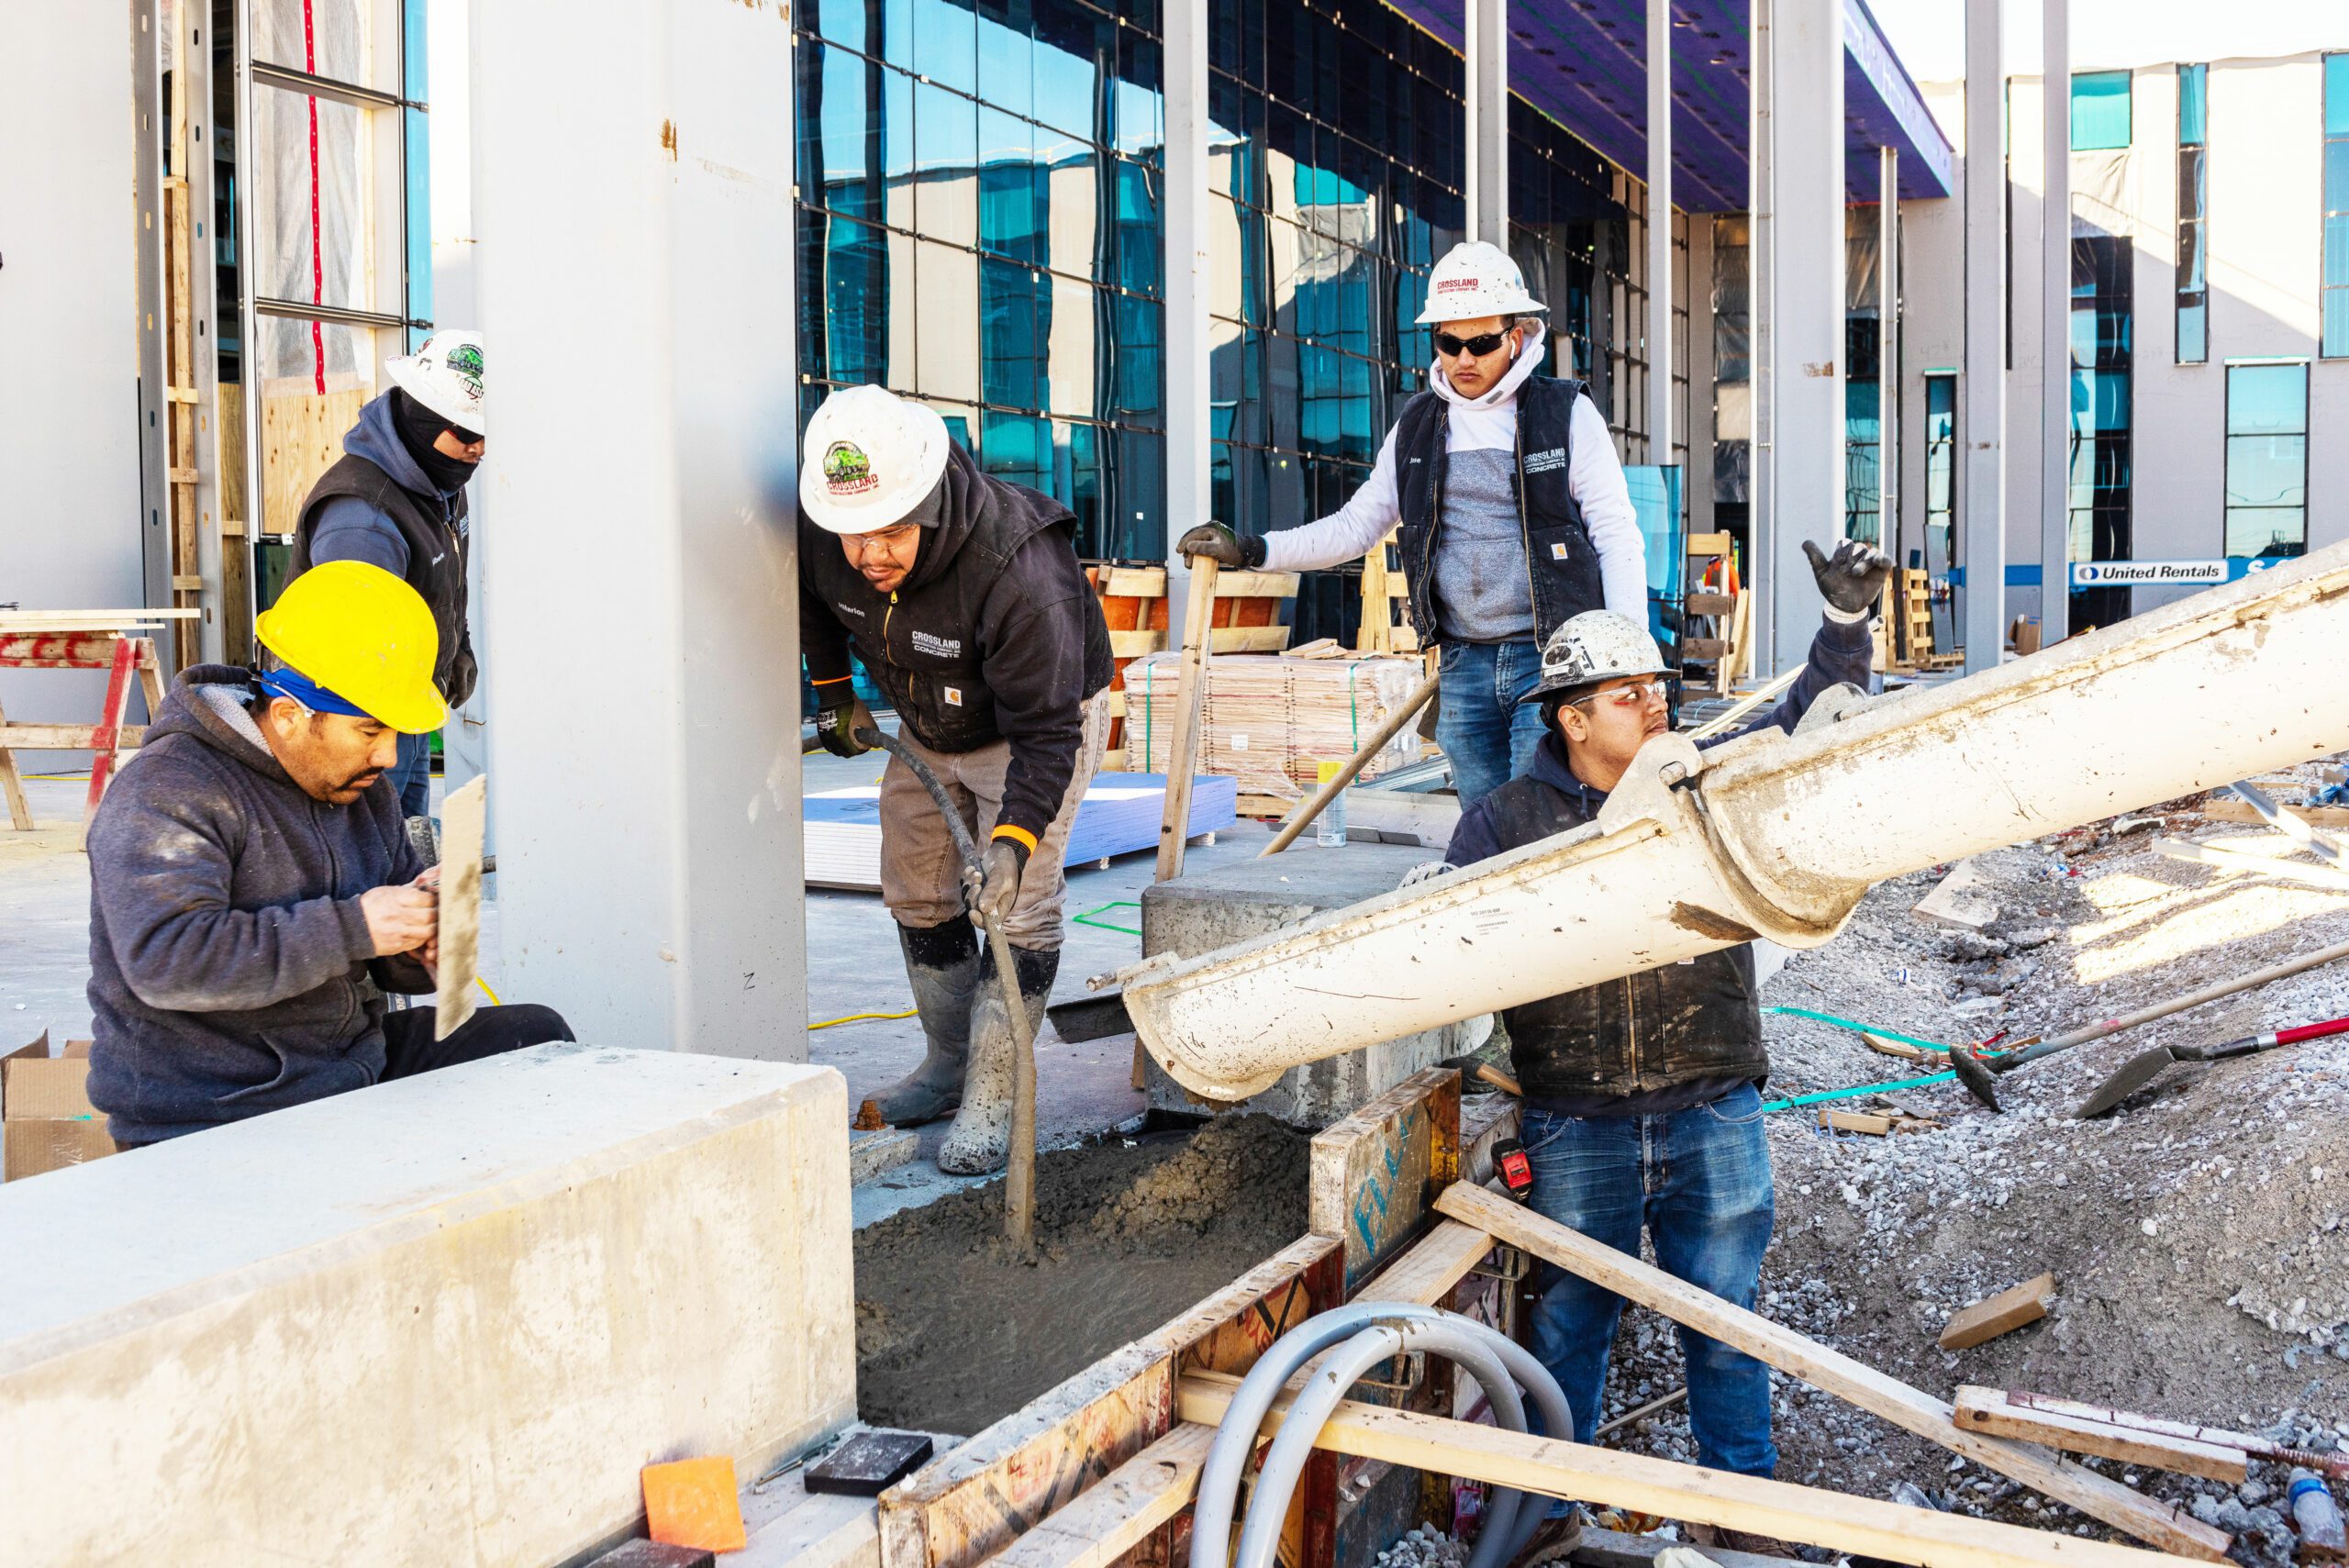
[83,561,573,1149]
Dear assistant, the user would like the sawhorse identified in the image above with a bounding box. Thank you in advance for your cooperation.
[0,630,169,830]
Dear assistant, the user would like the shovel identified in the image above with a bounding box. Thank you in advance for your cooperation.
[2074,1013,2349,1119]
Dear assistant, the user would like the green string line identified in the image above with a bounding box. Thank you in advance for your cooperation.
[1762,1069,1960,1114]
[1074,900,1144,937]
[1763,1005,1953,1052]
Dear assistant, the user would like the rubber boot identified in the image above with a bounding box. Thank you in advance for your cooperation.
[878,917,984,1127]
[937,943,1059,1176]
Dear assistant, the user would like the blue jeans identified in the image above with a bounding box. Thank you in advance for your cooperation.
[384,729,434,818]
[1434,639,1547,806]
[1520,1083,1778,1476]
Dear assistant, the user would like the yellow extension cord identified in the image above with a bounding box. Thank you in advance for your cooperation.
[809,1007,918,1029]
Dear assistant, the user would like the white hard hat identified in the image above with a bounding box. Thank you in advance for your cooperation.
[1520,610,1671,705]
[1417,240,1546,326]
[800,384,952,535]
[384,329,484,435]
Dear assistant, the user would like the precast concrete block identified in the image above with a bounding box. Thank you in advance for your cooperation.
[1138,840,1475,1126]
[0,1043,855,1567]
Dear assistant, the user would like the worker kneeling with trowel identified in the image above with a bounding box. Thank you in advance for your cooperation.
[799,386,1112,1175]
[84,562,573,1149]
[1443,536,1890,1562]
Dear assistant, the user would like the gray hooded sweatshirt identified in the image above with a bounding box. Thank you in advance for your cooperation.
[83,667,431,1145]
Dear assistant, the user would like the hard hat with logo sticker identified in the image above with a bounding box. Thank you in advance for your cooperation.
[1519,610,1672,706]
[800,384,952,535]
[255,561,448,733]
[1417,240,1547,326]
[384,329,485,436]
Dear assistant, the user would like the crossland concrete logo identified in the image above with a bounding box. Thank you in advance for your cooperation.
[2072,560,2230,587]
[910,629,962,659]
[823,440,878,496]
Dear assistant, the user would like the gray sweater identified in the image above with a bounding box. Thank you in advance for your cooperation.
[83,668,431,1144]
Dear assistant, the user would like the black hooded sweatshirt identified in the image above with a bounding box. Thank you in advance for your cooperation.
[799,446,1111,845]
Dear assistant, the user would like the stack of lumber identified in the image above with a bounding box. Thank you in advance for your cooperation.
[1087,565,1300,751]
[1122,651,1424,813]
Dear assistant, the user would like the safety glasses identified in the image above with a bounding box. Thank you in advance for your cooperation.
[1433,329,1512,359]
[1568,678,1669,712]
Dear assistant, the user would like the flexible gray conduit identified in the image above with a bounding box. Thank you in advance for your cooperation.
[1188,1305,1573,1568]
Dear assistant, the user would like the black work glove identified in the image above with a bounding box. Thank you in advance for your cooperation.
[813,687,876,758]
[1802,538,1894,620]
[1175,523,1265,570]
[972,837,1030,929]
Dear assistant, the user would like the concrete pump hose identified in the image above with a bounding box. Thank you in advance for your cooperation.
[1189,1307,1571,1568]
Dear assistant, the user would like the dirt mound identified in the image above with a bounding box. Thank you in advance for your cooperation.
[854,1115,1308,1435]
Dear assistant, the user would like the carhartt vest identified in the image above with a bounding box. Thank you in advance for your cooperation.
[292,456,475,708]
[1389,375,1606,648]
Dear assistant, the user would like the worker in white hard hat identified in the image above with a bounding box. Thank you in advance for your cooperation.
[1435,537,1891,1562]
[1177,240,1649,806]
[798,385,1113,1176]
[289,329,487,821]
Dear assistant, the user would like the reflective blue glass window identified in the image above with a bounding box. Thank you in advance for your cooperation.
[2071,71,2132,150]
[1040,148,1104,283]
[916,240,980,403]
[977,110,1041,262]
[1114,35,1163,160]
[912,0,976,94]
[2331,57,2349,354]
[914,82,979,246]
[2224,362,2308,558]
[981,257,1044,408]
[1046,274,1099,419]
[977,0,1033,123]
[982,408,1051,490]
[2176,62,2207,145]
[1031,3,1103,143]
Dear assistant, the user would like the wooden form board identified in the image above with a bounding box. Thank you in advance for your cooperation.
[1435,1184,2229,1560]
[878,1234,1341,1568]
[261,383,371,536]
[432,776,487,1040]
[1953,1388,2250,1484]
[1309,1067,1462,1293]
[1174,1374,2211,1568]
[1938,1274,2056,1351]
[981,1423,1219,1568]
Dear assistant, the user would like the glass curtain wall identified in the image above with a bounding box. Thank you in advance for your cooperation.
[2067,236,2133,631]
[1709,214,1751,524]
[796,0,1168,560]
[1845,213,1885,545]
[2325,55,2349,358]
[1508,97,1635,450]
[1922,373,1956,576]
[2224,362,2309,557]
[2176,63,2208,364]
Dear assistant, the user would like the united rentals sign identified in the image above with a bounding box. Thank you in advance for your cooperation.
[2072,559,2286,587]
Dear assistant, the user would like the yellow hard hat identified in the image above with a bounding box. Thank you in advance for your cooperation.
[254,561,448,734]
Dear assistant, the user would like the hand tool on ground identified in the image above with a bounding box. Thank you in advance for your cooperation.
[2073,1011,2349,1119]
[1945,935,2349,1110]
[2229,780,2349,869]
[855,725,1039,1255]
[1261,671,1440,856]
[1435,1052,1523,1096]
[1153,554,1219,884]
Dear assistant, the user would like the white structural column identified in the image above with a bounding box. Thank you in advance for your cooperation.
[1163,0,1211,620]
[1465,0,1509,244]
[1749,0,1776,659]
[1645,0,1673,461]
[1760,0,1844,673]
[470,0,805,1057]
[2041,0,2070,641]
[1961,0,2008,672]
[1879,147,1899,558]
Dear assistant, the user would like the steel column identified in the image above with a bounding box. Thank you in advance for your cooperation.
[1465,0,1508,244]
[1747,0,1776,664]
[2041,0,2070,642]
[471,0,804,1057]
[1163,0,1211,628]
[1879,147,1899,558]
[1645,0,1673,461]
[1961,0,2008,672]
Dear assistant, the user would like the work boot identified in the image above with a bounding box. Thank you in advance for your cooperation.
[878,918,984,1127]
[937,943,1059,1176]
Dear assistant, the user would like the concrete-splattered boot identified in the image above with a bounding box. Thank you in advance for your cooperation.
[936,944,1058,1176]
[879,917,985,1127]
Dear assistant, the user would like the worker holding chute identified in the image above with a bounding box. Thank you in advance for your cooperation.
[1176,241,1650,806]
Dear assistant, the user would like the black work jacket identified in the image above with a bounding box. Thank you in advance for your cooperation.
[293,456,476,707]
[1391,374,1606,648]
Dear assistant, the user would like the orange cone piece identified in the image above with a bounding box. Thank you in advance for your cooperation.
[642,1455,747,1553]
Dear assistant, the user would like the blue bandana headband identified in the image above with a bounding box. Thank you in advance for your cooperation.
[258,666,373,720]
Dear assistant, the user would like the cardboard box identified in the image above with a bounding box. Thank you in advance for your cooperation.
[4,1033,118,1181]
[2009,614,2043,656]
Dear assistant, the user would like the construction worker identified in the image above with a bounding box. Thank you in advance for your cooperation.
[799,385,1113,1175]
[83,562,573,1148]
[1442,537,1891,1562]
[1177,240,1648,806]
[290,329,487,819]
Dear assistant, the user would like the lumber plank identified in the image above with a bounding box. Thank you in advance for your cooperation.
[1108,629,1168,658]
[1177,1373,2206,1568]
[981,1424,1218,1568]
[1102,568,1169,598]
[1939,1275,2057,1351]
[1685,593,1737,617]
[1214,571,1303,599]
[1153,560,1219,883]
[432,776,487,1040]
[1953,1388,2249,1485]
[1353,1218,1494,1307]
[1434,1184,2227,1561]
[1311,1067,1462,1292]
[0,724,148,751]
[1207,625,1291,654]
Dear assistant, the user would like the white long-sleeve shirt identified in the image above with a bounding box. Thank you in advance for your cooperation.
[1258,337,1650,628]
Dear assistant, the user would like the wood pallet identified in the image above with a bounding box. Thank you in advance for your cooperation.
[1356,529,1419,654]
[1091,566,1300,751]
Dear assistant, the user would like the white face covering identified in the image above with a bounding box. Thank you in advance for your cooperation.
[1431,326,1549,411]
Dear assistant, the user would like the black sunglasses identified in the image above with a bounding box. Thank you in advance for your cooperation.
[446,423,484,447]
[1433,329,1512,358]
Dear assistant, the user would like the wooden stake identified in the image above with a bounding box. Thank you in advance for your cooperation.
[1153,557,1219,884]
[1939,1274,2057,1351]
[1434,1184,2227,1560]
[1176,1373,2210,1568]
